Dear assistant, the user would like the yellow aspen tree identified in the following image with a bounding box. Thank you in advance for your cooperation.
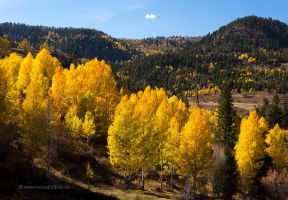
[108,94,141,187]
[156,95,188,191]
[78,59,119,137]
[1,53,23,124]
[17,38,33,54]
[65,105,96,142]
[0,36,11,57]
[63,59,119,138]
[21,49,59,164]
[235,110,267,190]
[51,67,67,115]
[64,64,78,105]
[163,96,188,191]
[22,71,50,163]
[265,124,288,169]
[177,107,215,194]
[154,97,172,191]
[136,86,167,190]
[65,106,83,140]
[16,53,34,93]
[32,48,61,82]
[82,111,96,142]
[0,66,9,155]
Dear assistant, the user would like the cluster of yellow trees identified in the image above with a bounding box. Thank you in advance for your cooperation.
[235,110,288,190]
[108,86,217,190]
[0,49,119,163]
[0,50,287,193]
[108,87,288,192]
[238,53,256,63]
[185,86,220,97]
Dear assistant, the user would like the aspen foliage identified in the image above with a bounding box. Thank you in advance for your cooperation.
[265,124,288,169]
[62,59,119,137]
[235,110,267,189]
[108,94,142,177]
[135,86,167,172]
[0,53,23,123]
[177,107,215,189]
[16,53,34,93]
[20,49,58,162]
[163,96,189,165]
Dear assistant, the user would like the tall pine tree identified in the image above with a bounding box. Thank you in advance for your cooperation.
[267,94,282,128]
[217,84,238,199]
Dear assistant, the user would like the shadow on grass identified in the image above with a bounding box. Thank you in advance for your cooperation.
[0,156,118,200]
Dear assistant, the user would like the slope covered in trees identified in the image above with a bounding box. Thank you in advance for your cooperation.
[124,36,202,55]
[0,22,140,63]
[115,16,288,96]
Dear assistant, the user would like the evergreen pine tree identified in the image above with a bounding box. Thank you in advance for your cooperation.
[267,94,282,128]
[222,144,238,199]
[217,84,233,145]
[280,95,288,128]
[217,84,238,199]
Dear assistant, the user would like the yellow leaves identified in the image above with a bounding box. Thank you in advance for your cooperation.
[235,110,266,189]
[65,106,96,140]
[239,53,249,60]
[239,53,256,63]
[82,111,96,138]
[108,93,141,175]
[177,107,215,180]
[0,37,11,57]
[62,58,119,137]
[248,57,256,63]
[17,38,33,53]
[16,53,34,92]
[86,162,94,179]
[259,116,269,132]
[108,86,191,179]
[185,85,220,97]
[209,62,215,70]
[265,124,288,169]
[0,53,22,88]
[32,48,61,83]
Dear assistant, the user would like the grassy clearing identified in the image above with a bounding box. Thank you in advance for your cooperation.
[190,91,274,115]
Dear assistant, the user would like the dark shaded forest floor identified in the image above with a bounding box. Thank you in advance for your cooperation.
[0,142,179,200]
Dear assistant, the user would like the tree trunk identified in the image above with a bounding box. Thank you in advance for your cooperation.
[196,90,199,106]
[56,123,60,155]
[141,167,145,190]
[27,149,33,164]
[170,164,174,191]
[160,153,163,191]
[47,130,51,177]
[46,100,52,177]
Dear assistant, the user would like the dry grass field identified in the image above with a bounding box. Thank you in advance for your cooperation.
[190,91,275,115]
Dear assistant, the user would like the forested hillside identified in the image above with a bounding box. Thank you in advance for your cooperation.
[0,23,140,63]
[124,36,202,55]
[115,16,288,97]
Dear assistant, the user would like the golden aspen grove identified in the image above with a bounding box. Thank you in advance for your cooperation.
[1,4,288,199]
[0,48,287,199]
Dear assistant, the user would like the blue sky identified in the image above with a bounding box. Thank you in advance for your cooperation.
[0,0,288,39]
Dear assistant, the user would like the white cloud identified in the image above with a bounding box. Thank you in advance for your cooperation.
[145,13,157,20]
